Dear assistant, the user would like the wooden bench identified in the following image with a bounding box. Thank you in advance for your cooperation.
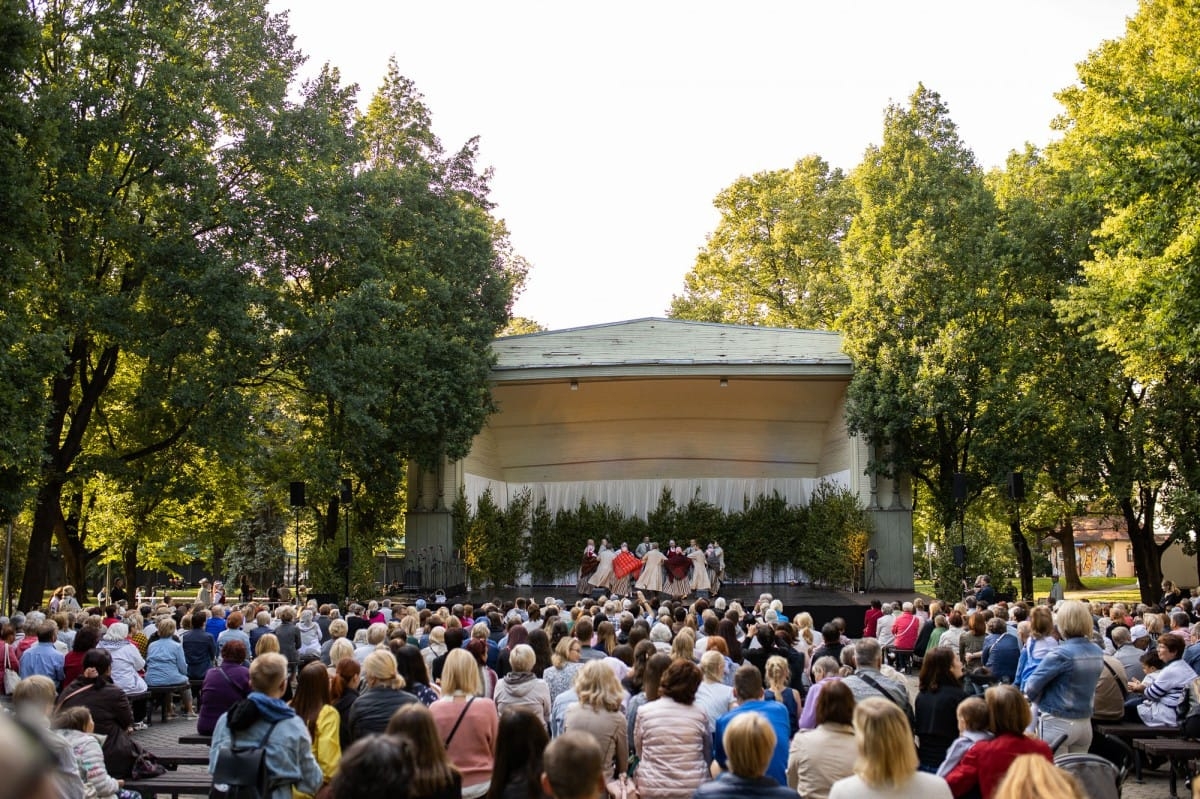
[123,770,212,798]
[178,734,212,745]
[151,744,210,768]
[1096,721,1182,781]
[1134,738,1200,799]
[147,683,190,723]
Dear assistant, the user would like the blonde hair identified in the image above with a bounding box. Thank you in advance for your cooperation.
[670,628,695,662]
[724,712,776,779]
[329,638,355,664]
[793,612,814,646]
[441,648,481,695]
[508,644,535,673]
[156,617,177,638]
[573,659,623,713]
[764,655,790,693]
[363,650,403,689]
[1054,600,1094,639]
[992,754,1085,799]
[852,697,917,787]
[552,636,578,669]
[255,633,280,655]
[700,650,725,682]
[249,653,287,694]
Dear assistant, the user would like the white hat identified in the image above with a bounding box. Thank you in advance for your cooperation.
[1131,624,1150,642]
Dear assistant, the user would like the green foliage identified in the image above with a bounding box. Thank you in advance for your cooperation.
[222,504,287,594]
[454,488,532,589]
[303,537,377,601]
[670,155,857,328]
[485,484,872,589]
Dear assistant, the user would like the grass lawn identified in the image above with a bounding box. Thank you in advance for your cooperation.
[914,576,1143,603]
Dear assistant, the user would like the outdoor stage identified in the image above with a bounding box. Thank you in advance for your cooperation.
[401,582,929,636]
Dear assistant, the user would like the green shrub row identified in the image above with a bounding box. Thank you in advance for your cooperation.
[452,481,873,590]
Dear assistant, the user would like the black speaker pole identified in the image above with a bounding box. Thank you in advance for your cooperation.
[341,479,352,606]
[289,481,305,596]
[954,472,967,597]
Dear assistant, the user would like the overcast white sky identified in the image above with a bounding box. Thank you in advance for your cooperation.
[270,1,1138,331]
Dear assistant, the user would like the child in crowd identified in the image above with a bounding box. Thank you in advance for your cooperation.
[936,696,993,777]
[53,706,143,799]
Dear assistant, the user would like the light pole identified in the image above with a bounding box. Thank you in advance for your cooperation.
[341,478,352,604]
[289,481,305,596]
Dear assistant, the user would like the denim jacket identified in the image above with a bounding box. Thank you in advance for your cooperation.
[1022,636,1104,719]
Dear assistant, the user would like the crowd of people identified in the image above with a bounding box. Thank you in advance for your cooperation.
[3,574,1199,799]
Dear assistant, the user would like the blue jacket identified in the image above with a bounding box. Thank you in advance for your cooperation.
[209,693,321,799]
[982,632,1020,683]
[713,700,790,786]
[691,773,795,799]
[182,628,218,680]
[145,637,189,686]
[1023,636,1104,719]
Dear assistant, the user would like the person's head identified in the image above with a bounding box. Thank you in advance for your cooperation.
[12,675,57,718]
[764,654,790,691]
[249,652,289,698]
[103,622,128,642]
[219,639,245,669]
[1158,632,1186,662]
[986,684,1032,735]
[816,679,855,726]
[81,647,113,680]
[291,660,332,731]
[329,637,355,664]
[72,625,100,653]
[441,647,482,695]
[956,696,989,734]
[156,617,177,639]
[0,712,57,799]
[553,635,582,668]
[699,649,726,683]
[812,655,839,682]
[52,705,94,734]
[329,734,415,799]
[363,649,403,690]
[1111,625,1131,648]
[992,753,1086,799]
[226,611,243,630]
[541,731,604,799]
[255,632,279,654]
[852,638,883,669]
[918,647,963,693]
[658,659,702,705]
[1029,605,1054,638]
[507,643,536,675]
[851,697,918,788]
[492,709,551,799]
[1054,600,1093,639]
[723,711,779,780]
[642,652,673,701]
[328,618,348,640]
[573,659,623,713]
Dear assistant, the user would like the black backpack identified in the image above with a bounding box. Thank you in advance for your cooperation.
[210,720,280,799]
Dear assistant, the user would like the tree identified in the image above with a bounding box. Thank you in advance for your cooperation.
[275,60,525,564]
[670,155,857,328]
[839,85,1017,584]
[1051,0,1200,600]
[0,0,55,523]
[17,0,304,609]
[501,317,547,336]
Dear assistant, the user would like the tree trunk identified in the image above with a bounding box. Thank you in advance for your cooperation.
[1049,516,1087,591]
[123,540,138,593]
[322,496,339,543]
[1122,496,1164,605]
[58,488,91,598]
[1009,514,1034,602]
[20,480,66,611]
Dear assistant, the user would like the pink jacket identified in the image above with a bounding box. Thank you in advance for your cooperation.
[634,698,710,799]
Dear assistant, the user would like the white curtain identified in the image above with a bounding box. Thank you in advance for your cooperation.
[462,472,851,516]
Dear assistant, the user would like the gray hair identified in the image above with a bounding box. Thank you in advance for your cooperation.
[853,637,883,669]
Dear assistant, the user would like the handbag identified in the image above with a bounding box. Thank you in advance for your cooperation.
[606,775,639,799]
[2,643,18,694]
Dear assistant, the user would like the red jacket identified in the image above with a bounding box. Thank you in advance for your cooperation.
[893,611,922,650]
[863,607,883,638]
[945,732,1053,798]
